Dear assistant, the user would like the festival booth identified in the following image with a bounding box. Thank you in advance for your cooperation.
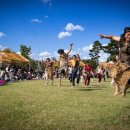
[0,51,30,67]
[0,52,31,86]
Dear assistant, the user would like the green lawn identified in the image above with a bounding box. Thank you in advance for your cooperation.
[0,79,130,130]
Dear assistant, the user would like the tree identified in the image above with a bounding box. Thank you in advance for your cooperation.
[82,59,97,69]
[89,40,102,65]
[30,60,38,69]
[20,45,31,60]
[2,48,16,53]
[102,40,119,61]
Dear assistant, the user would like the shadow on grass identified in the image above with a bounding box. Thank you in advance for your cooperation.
[126,90,130,93]
[84,85,107,89]
[102,80,111,82]
[76,88,102,91]
[126,106,130,109]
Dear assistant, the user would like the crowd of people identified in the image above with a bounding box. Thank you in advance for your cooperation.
[0,57,108,87]
[0,64,38,85]
[39,43,108,87]
[0,27,130,97]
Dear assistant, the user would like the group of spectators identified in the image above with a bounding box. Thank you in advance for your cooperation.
[0,62,109,86]
[0,64,39,85]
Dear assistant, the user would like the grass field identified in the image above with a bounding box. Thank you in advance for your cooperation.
[0,78,130,130]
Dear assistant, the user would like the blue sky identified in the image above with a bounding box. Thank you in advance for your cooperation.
[0,0,130,61]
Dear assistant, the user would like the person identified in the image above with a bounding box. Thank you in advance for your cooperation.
[102,68,106,81]
[83,64,94,86]
[57,43,73,86]
[44,58,54,86]
[99,27,130,96]
[71,54,81,86]
[97,66,103,84]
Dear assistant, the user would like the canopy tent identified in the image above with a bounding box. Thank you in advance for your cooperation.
[0,52,30,63]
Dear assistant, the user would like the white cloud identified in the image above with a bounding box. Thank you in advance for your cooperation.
[0,32,6,38]
[39,51,52,61]
[65,23,84,32]
[82,56,89,60]
[98,51,110,62]
[82,44,93,53]
[16,52,21,55]
[82,45,110,62]
[58,31,71,39]
[58,23,84,39]
[53,51,59,59]
[0,44,5,50]
[39,51,51,58]
[31,19,42,23]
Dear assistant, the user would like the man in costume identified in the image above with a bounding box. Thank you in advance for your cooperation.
[57,43,73,86]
